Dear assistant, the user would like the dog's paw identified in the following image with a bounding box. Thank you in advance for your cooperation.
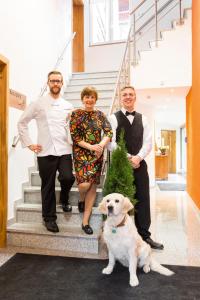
[102,266,113,275]
[130,276,139,287]
[143,265,150,273]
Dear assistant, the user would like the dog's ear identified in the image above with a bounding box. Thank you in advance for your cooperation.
[122,197,134,213]
[98,198,107,214]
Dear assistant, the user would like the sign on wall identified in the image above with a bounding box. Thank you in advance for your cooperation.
[9,89,26,110]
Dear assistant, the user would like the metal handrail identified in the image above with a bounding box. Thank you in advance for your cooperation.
[40,32,76,97]
[12,32,76,148]
[108,25,132,115]
[109,0,186,116]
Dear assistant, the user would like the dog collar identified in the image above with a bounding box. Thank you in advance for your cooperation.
[111,215,127,233]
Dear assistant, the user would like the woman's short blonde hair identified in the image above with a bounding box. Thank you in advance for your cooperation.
[81,86,98,101]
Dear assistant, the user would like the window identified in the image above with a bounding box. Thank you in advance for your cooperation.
[89,0,130,44]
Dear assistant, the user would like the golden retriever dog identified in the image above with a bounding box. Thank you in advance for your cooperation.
[99,193,174,287]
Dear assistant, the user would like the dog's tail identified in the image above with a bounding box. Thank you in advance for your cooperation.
[150,258,174,276]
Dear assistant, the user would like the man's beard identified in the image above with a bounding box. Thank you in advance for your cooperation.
[50,86,61,95]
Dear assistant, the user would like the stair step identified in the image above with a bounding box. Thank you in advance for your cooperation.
[30,171,105,188]
[23,186,103,206]
[64,90,113,100]
[7,222,100,254]
[69,77,117,85]
[66,83,116,92]
[16,204,103,230]
[71,71,118,79]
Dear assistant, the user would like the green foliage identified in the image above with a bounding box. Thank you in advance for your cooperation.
[103,130,137,205]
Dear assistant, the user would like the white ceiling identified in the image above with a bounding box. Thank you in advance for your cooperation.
[136,86,190,127]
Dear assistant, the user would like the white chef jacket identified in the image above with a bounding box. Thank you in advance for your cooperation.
[18,94,73,157]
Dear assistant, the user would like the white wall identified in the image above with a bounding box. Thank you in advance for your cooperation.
[0,0,72,219]
[85,42,125,72]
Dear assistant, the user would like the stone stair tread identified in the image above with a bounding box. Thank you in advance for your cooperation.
[24,186,102,193]
[71,74,117,79]
[72,70,117,74]
[31,170,105,176]
[8,222,100,239]
[69,80,116,85]
[65,88,114,93]
[16,203,102,215]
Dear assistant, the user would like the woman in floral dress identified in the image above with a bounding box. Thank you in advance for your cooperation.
[70,87,112,234]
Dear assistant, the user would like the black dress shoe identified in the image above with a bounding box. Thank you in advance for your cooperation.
[78,201,85,213]
[62,203,72,212]
[82,224,93,235]
[44,221,59,233]
[145,238,164,250]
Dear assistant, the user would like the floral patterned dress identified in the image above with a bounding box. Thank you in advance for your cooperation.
[70,109,113,184]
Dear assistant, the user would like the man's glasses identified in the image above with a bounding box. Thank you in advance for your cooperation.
[49,79,62,84]
[122,93,136,98]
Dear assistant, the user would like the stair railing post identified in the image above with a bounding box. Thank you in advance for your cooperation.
[179,0,183,25]
[123,60,126,86]
[118,84,121,109]
[133,13,136,65]
[155,0,158,47]
[127,38,131,85]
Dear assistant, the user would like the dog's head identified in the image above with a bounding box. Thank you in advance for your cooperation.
[99,193,133,216]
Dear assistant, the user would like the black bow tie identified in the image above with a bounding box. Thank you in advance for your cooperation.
[125,111,135,116]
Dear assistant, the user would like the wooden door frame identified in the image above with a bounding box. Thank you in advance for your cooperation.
[72,0,84,72]
[161,129,176,173]
[0,54,9,247]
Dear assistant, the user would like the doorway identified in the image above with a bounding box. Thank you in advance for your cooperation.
[161,130,176,173]
[0,54,9,247]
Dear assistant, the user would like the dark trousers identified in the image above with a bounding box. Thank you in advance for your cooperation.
[133,160,151,240]
[37,154,75,222]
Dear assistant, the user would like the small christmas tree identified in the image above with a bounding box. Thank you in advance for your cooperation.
[103,130,137,206]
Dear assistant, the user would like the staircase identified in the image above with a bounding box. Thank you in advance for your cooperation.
[7,71,118,256]
[65,71,118,115]
[7,1,192,256]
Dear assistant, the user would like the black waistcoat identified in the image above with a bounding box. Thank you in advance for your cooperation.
[115,111,143,155]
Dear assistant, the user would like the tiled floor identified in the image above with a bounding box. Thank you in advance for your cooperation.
[156,173,186,184]
[1,183,200,268]
[150,188,200,266]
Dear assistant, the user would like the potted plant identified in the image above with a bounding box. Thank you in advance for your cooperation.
[103,130,137,207]
[159,145,169,155]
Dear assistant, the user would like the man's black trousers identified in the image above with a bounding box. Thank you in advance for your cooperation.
[133,160,151,240]
[37,154,75,222]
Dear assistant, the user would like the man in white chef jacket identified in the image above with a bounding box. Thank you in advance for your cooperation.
[18,71,75,233]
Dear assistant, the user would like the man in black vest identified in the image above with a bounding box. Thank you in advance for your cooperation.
[108,86,164,250]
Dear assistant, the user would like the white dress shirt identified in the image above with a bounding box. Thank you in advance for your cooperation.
[18,94,73,157]
[108,107,152,160]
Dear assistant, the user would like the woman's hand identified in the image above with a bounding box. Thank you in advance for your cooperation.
[89,144,103,158]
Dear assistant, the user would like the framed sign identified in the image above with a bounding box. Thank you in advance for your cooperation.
[9,89,26,110]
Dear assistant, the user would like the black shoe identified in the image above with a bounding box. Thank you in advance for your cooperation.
[145,238,164,250]
[82,224,93,235]
[44,221,59,233]
[62,203,72,212]
[78,201,85,213]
